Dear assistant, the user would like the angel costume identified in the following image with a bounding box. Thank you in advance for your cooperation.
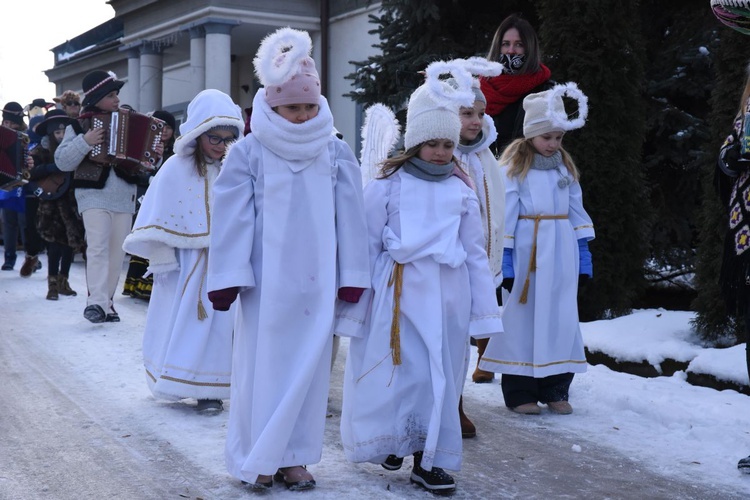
[122,90,243,401]
[480,159,595,379]
[336,167,503,472]
[207,89,370,483]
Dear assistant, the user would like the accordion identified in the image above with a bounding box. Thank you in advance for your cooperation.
[88,108,165,176]
[0,125,29,191]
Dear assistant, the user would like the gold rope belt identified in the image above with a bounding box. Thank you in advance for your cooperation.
[388,262,404,365]
[181,247,209,320]
[517,214,568,304]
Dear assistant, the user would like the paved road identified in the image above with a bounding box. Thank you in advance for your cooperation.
[0,304,741,500]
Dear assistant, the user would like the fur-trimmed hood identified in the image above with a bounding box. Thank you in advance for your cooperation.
[174,89,244,156]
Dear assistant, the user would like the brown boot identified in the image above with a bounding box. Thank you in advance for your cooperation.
[472,337,495,383]
[46,276,59,301]
[20,255,38,278]
[57,275,77,296]
[458,395,476,438]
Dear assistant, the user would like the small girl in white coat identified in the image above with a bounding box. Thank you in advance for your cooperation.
[480,83,594,415]
[122,89,243,413]
[337,63,503,495]
[206,28,370,492]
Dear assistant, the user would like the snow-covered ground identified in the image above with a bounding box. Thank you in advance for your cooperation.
[2,253,749,499]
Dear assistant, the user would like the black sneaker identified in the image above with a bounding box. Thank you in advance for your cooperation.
[196,399,224,412]
[105,313,120,322]
[410,452,456,494]
[381,454,403,471]
[83,305,106,323]
[739,456,750,474]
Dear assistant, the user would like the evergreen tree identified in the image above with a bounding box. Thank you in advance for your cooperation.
[692,27,750,344]
[639,0,716,285]
[536,0,649,320]
[345,0,537,110]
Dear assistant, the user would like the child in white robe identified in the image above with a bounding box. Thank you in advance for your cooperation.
[122,89,243,412]
[336,62,503,495]
[479,83,594,415]
[206,28,370,492]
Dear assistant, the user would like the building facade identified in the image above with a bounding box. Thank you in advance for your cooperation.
[44,0,381,151]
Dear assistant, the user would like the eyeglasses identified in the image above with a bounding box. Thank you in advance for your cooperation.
[65,101,80,106]
[205,134,237,146]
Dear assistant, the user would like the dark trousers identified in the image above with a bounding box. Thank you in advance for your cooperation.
[23,197,44,257]
[501,372,575,408]
[745,294,750,383]
[47,242,73,277]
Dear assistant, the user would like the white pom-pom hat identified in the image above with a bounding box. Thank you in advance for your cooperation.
[403,60,475,150]
[253,27,321,107]
[522,82,589,139]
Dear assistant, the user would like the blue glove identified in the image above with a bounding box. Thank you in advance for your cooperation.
[578,238,593,278]
[502,248,514,279]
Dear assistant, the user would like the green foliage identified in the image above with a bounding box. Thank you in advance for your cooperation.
[537,0,648,320]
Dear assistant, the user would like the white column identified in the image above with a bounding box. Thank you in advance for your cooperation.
[139,43,163,113]
[189,27,206,96]
[204,21,236,94]
[125,48,141,110]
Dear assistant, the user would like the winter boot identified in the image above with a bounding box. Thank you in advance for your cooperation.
[20,255,38,278]
[472,337,495,383]
[410,451,456,494]
[46,276,59,301]
[57,275,77,296]
[738,455,750,474]
[458,396,476,438]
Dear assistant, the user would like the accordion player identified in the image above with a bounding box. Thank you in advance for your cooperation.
[87,108,165,176]
[0,125,30,191]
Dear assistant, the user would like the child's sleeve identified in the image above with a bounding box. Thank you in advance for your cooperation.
[333,140,371,289]
[568,180,595,241]
[54,124,92,172]
[207,139,257,292]
[460,189,503,339]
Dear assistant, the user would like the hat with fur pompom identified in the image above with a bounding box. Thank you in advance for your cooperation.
[174,89,244,156]
[403,61,475,150]
[253,27,321,108]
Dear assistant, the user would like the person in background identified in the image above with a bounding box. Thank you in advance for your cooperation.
[122,109,177,300]
[207,27,369,492]
[480,14,553,156]
[480,83,593,416]
[1,101,28,271]
[123,91,240,413]
[54,70,157,323]
[54,91,82,119]
[28,110,84,299]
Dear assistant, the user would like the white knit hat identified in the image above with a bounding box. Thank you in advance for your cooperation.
[173,89,244,156]
[523,82,589,139]
[403,61,475,150]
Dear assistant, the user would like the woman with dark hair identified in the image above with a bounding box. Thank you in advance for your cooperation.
[480,14,553,156]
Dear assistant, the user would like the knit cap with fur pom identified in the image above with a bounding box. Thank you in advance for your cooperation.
[253,27,321,108]
[523,82,589,139]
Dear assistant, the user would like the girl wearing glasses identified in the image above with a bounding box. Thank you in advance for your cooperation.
[122,89,243,414]
[206,28,369,491]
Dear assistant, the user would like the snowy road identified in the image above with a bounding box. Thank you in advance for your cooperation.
[0,259,745,499]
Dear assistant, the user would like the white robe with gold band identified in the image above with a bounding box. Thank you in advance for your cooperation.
[336,171,503,472]
[480,165,594,378]
[122,154,233,401]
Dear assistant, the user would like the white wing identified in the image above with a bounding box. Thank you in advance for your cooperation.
[359,103,401,187]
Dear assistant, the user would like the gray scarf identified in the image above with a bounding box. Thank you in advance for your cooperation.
[402,157,454,182]
[530,151,563,170]
[456,131,484,155]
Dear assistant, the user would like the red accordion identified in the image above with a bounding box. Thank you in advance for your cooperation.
[0,125,29,191]
[88,108,165,175]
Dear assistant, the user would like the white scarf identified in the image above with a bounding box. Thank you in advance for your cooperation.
[250,88,334,167]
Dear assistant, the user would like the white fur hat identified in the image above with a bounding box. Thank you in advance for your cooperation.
[403,61,475,150]
[174,89,244,156]
[253,27,321,107]
[523,82,589,139]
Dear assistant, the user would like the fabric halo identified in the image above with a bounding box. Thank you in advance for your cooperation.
[522,82,589,139]
[173,89,244,156]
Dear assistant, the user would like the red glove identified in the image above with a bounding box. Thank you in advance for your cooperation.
[338,287,366,303]
[208,287,239,311]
